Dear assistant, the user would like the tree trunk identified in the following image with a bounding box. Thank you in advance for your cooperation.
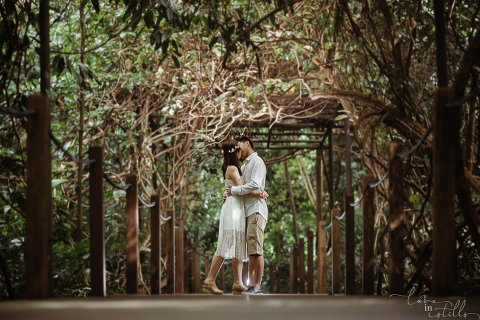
[284,158,298,243]
[76,2,86,243]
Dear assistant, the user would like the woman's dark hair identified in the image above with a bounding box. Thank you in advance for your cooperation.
[221,140,243,179]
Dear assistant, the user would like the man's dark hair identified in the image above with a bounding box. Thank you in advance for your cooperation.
[235,135,255,151]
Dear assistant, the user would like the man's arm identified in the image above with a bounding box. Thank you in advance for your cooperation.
[230,159,265,195]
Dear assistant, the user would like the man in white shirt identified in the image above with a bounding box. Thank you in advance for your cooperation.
[225,136,267,295]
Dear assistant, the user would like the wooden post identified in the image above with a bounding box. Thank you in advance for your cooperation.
[205,251,210,281]
[344,119,352,194]
[195,247,201,293]
[89,146,105,297]
[388,142,405,295]
[299,239,306,294]
[25,94,52,299]
[332,208,341,294]
[190,242,197,293]
[276,263,281,293]
[328,124,335,210]
[269,261,275,293]
[187,237,193,293]
[344,116,355,296]
[316,149,323,234]
[220,264,225,292]
[126,174,138,294]
[362,173,376,295]
[175,219,184,293]
[183,232,189,293]
[289,251,294,293]
[345,194,355,295]
[150,195,161,295]
[139,207,145,276]
[293,243,299,293]
[433,88,456,296]
[317,221,327,294]
[307,230,314,294]
[165,208,175,293]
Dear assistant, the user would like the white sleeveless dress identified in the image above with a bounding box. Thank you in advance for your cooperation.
[214,178,248,261]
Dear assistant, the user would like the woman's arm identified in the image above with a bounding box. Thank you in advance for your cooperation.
[227,166,265,198]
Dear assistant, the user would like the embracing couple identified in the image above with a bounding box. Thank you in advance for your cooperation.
[203,136,269,295]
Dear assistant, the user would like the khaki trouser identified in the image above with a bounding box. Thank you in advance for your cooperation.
[246,213,267,256]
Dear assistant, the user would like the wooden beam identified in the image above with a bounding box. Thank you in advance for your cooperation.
[25,94,52,299]
[253,139,323,143]
[289,251,294,293]
[328,124,335,210]
[251,132,325,136]
[175,219,184,293]
[276,263,281,293]
[183,233,189,293]
[307,230,314,294]
[432,87,456,296]
[344,119,352,194]
[293,243,299,293]
[150,194,161,295]
[332,208,341,294]
[269,261,275,293]
[89,146,105,297]
[186,237,193,293]
[195,246,201,293]
[316,149,323,233]
[345,194,355,295]
[125,173,138,295]
[233,121,334,129]
[362,173,376,295]
[205,251,210,283]
[299,239,306,294]
[317,221,327,294]
[256,144,328,150]
[165,208,175,293]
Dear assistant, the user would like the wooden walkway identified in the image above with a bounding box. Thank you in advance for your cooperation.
[1,295,479,320]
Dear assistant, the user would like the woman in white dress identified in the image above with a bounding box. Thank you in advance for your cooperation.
[203,140,267,295]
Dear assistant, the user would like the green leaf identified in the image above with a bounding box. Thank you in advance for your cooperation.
[52,179,68,188]
[172,55,180,68]
[216,91,231,104]
[250,86,261,100]
[334,114,349,121]
[162,28,172,43]
[113,190,126,200]
[202,15,210,33]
